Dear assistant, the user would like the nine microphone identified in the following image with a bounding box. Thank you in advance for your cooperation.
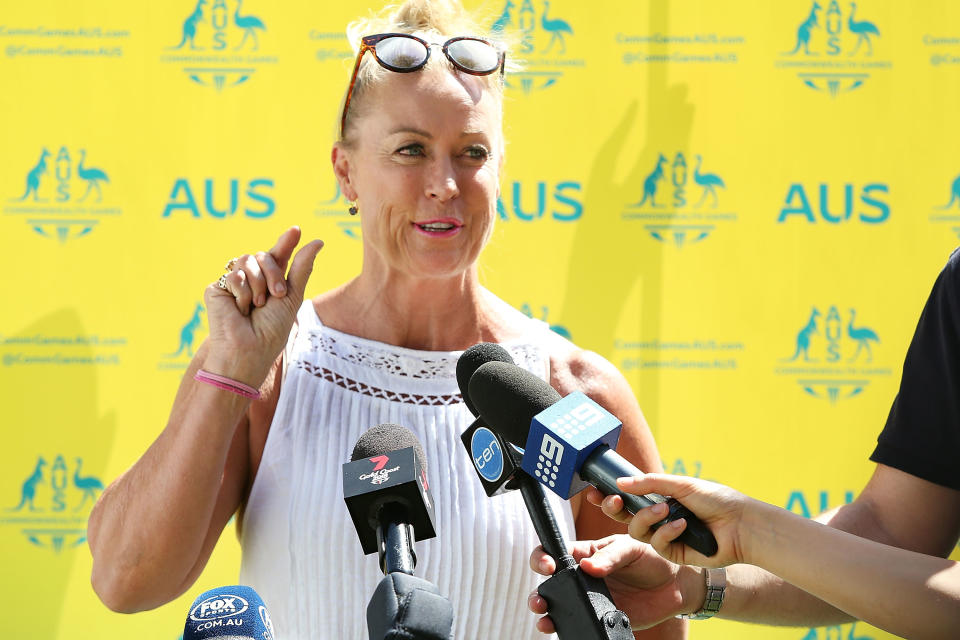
[457,345,633,640]
[342,424,453,640]
[468,360,719,557]
[182,584,275,640]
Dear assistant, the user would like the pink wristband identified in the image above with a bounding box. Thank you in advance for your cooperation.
[194,369,261,399]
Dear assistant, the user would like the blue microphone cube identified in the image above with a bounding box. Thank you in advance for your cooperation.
[521,392,622,499]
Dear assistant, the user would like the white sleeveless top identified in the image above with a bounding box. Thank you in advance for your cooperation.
[239,301,575,640]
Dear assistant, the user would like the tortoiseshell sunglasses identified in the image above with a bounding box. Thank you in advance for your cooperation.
[340,33,506,138]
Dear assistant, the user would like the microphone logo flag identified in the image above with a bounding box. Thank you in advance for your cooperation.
[470,426,505,482]
[190,594,250,622]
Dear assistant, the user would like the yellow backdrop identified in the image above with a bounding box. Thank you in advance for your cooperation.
[3,0,959,638]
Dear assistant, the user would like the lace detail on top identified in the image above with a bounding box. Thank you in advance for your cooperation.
[294,360,463,406]
[304,324,543,381]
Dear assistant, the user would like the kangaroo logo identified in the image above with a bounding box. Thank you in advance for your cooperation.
[784,308,821,362]
[521,303,572,340]
[622,151,735,247]
[777,0,887,96]
[13,148,50,202]
[8,457,46,512]
[784,1,822,56]
[162,0,273,90]
[491,0,582,94]
[776,305,890,403]
[5,146,120,242]
[4,455,104,552]
[167,303,205,358]
[636,154,667,207]
[169,0,207,50]
[938,173,960,210]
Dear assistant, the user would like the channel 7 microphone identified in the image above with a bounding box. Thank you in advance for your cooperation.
[456,343,523,496]
[342,423,453,640]
[183,584,274,640]
[469,360,718,557]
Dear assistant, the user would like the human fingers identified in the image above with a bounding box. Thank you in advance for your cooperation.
[585,486,606,507]
[527,590,548,615]
[285,239,324,301]
[254,250,287,299]
[235,254,269,307]
[616,474,698,501]
[599,493,634,525]
[528,545,557,576]
[578,534,646,577]
[222,269,253,316]
[647,517,689,565]
[267,225,302,274]
[622,501,671,543]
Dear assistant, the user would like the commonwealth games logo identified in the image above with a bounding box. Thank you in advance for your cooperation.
[491,0,584,93]
[775,305,891,403]
[620,151,736,247]
[161,0,277,90]
[776,0,891,97]
[3,146,121,242]
[1,455,103,553]
[929,170,960,239]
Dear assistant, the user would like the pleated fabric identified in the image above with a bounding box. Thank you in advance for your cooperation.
[239,301,574,640]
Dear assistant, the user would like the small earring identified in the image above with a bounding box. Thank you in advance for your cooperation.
[348,202,358,216]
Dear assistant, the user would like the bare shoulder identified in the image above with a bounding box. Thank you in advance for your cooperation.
[544,331,632,408]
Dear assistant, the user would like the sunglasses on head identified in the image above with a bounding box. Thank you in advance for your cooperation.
[340,32,506,138]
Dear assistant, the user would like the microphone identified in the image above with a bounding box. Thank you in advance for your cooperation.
[458,346,633,640]
[342,424,453,640]
[182,585,274,640]
[342,423,436,574]
[457,343,523,496]
[469,361,718,557]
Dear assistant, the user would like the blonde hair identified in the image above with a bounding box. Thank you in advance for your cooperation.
[338,0,514,143]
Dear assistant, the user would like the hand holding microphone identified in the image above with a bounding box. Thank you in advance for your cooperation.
[468,360,718,558]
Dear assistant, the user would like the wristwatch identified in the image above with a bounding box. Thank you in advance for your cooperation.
[676,567,726,620]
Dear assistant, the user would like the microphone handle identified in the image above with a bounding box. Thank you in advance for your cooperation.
[377,503,417,575]
[581,447,719,557]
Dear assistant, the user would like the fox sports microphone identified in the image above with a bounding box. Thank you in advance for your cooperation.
[183,585,274,640]
[469,361,718,557]
[456,343,523,496]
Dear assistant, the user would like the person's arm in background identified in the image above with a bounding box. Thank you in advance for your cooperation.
[608,470,960,640]
[551,347,687,639]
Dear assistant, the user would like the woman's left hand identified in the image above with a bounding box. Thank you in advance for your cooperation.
[600,474,751,569]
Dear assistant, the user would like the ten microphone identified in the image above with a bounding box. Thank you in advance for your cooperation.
[457,343,524,497]
[468,360,718,557]
[182,584,275,640]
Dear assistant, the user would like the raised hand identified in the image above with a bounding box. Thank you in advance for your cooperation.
[526,534,701,633]
[203,226,323,386]
[594,475,748,569]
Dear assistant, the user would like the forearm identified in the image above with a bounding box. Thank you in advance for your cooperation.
[88,375,250,611]
[742,501,960,639]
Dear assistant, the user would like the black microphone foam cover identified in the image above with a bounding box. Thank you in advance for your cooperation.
[456,342,515,416]
[468,361,561,446]
[351,423,427,470]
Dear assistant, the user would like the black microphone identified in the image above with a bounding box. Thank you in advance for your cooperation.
[342,424,453,640]
[469,361,718,557]
[458,346,633,640]
[457,343,524,497]
[342,423,436,574]
[182,584,275,640]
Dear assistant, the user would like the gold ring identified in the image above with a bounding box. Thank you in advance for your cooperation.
[224,257,239,272]
[217,274,229,290]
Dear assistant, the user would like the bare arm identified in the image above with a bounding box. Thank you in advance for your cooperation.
[718,463,960,626]
[621,470,960,639]
[87,228,323,612]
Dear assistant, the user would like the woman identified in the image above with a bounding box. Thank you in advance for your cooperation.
[87,1,680,638]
